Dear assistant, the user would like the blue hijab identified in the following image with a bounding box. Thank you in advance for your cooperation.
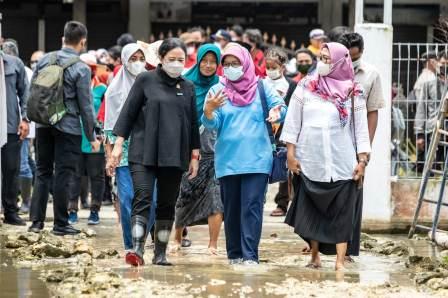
[184,44,221,123]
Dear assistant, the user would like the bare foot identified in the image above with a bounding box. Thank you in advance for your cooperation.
[208,247,218,255]
[335,262,346,271]
[345,256,355,263]
[305,262,321,269]
[306,256,321,269]
[170,242,181,253]
[301,244,311,254]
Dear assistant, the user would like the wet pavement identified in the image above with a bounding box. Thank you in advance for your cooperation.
[1,188,447,297]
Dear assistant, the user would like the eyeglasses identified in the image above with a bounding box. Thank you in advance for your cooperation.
[319,55,331,64]
[200,59,217,66]
[222,61,241,68]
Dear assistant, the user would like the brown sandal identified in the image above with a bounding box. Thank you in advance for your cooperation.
[270,208,286,217]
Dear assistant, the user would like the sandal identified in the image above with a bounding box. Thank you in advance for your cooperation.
[305,263,321,269]
[181,238,192,248]
[270,208,286,217]
[345,256,355,263]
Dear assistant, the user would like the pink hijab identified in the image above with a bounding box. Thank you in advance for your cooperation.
[309,42,355,126]
[220,43,258,107]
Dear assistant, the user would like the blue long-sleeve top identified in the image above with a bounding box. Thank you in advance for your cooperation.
[201,80,287,178]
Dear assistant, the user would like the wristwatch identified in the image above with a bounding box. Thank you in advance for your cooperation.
[359,158,368,167]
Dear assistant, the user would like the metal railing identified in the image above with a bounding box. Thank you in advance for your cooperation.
[392,43,448,179]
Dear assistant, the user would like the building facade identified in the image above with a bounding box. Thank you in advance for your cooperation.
[0,0,447,63]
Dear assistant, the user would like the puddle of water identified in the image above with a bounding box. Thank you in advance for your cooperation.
[0,214,443,297]
[0,248,49,298]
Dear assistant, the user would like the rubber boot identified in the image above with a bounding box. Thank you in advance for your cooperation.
[126,215,148,266]
[152,220,174,266]
[19,177,32,214]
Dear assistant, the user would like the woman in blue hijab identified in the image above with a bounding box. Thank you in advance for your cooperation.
[173,44,224,255]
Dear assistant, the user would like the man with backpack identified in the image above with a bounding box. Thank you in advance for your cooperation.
[28,21,100,235]
[1,43,30,226]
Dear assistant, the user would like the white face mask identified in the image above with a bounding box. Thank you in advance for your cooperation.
[316,61,332,76]
[223,66,244,81]
[162,61,184,78]
[126,61,146,77]
[352,59,361,70]
[187,46,196,56]
[266,69,282,80]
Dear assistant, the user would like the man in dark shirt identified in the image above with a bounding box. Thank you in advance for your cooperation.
[1,49,30,226]
[28,21,100,236]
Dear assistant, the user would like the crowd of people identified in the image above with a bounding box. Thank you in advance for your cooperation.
[1,20,387,271]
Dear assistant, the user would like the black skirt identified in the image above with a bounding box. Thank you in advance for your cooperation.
[175,154,224,227]
[285,173,362,255]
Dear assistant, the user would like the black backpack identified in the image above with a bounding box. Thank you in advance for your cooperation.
[27,52,80,125]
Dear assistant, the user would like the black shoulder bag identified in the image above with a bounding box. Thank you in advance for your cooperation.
[258,80,288,184]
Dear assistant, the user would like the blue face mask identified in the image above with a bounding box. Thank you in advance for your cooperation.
[223,66,244,81]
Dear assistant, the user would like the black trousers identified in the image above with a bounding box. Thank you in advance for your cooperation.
[30,127,81,227]
[416,133,446,173]
[1,134,22,215]
[129,163,183,220]
[274,181,289,211]
[68,153,105,212]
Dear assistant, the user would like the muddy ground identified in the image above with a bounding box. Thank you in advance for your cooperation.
[1,199,448,297]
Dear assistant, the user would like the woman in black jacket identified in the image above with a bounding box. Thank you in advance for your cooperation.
[109,38,201,267]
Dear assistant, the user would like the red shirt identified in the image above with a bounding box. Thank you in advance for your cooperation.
[185,53,197,69]
[293,72,306,83]
[251,49,266,78]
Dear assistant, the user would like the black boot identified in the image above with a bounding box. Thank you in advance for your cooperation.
[152,220,174,266]
[19,177,32,214]
[126,215,148,266]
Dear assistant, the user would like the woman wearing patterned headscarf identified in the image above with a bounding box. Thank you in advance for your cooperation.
[281,42,370,271]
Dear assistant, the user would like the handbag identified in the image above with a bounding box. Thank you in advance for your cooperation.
[258,80,288,184]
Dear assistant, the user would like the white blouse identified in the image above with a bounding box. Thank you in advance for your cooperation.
[280,81,371,183]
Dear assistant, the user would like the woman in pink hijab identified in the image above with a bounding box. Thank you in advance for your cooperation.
[202,43,287,265]
[280,42,371,271]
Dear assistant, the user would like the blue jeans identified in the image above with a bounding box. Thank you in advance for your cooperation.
[219,173,269,262]
[116,166,157,250]
[19,139,33,179]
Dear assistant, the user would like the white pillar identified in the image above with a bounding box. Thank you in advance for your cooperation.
[128,0,151,41]
[38,19,45,52]
[73,0,86,25]
[355,23,393,222]
[355,0,364,25]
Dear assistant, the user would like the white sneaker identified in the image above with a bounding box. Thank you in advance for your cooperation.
[229,258,243,265]
[243,260,259,266]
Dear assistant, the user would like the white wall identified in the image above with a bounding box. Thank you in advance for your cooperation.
[355,23,393,221]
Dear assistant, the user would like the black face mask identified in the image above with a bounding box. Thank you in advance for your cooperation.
[107,63,115,72]
[297,64,312,75]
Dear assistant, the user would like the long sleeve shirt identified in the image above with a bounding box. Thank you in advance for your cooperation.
[280,79,371,183]
[113,66,201,171]
[32,47,96,141]
[414,78,447,135]
[2,53,29,134]
[201,80,287,178]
